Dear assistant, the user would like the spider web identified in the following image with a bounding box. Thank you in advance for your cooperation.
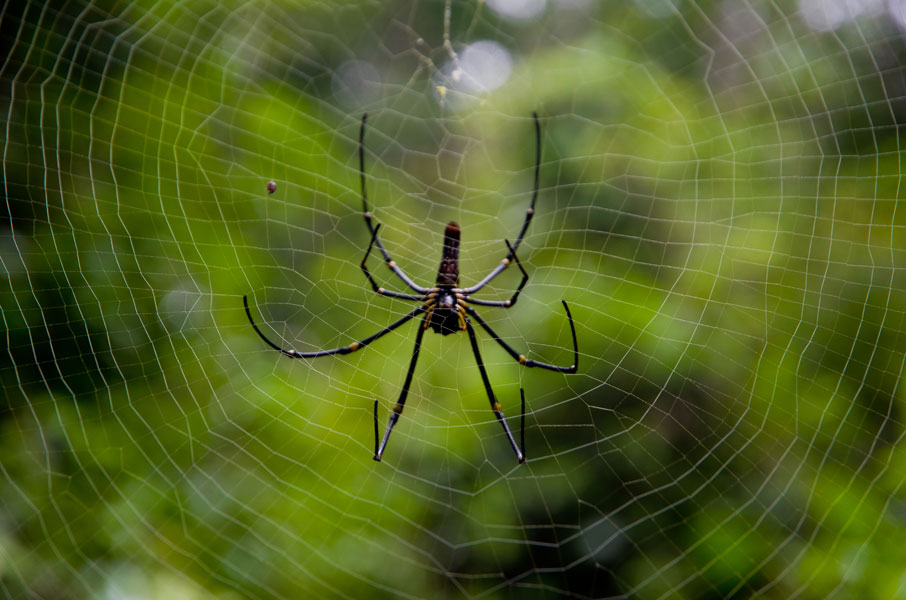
[2,0,906,597]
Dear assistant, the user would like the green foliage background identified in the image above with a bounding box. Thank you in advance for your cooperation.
[2,0,906,598]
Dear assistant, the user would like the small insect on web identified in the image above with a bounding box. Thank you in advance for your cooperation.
[244,113,579,464]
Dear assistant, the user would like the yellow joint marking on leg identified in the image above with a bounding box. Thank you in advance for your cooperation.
[349,342,360,351]
[526,208,535,215]
[393,404,403,414]
[377,287,385,295]
[501,258,511,266]
[519,355,527,365]
[504,300,511,307]
[387,260,396,269]
[493,402,502,412]
[364,211,373,218]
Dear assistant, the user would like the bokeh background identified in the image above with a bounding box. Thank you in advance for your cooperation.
[3,0,906,598]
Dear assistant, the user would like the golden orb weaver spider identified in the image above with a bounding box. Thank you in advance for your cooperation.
[244,113,578,463]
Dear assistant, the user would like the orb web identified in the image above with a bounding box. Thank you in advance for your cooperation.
[2,0,906,598]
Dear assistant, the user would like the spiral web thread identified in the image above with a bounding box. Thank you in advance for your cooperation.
[2,1,906,598]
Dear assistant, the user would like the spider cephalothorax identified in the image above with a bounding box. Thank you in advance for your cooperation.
[244,113,578,464]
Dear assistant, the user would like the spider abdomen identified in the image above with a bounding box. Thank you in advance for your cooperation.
[436,222,460,286]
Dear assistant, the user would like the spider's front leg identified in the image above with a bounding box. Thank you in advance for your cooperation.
[460,239,529,308]
[459,112,542,297]
[358,113,430,294]
[360,224,430,301]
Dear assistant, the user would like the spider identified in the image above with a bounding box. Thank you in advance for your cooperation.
[244,112,578,464]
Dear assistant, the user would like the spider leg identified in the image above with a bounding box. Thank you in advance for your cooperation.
[460,239,529,308]
[520,388,527,461]
[244,296,426,358]
[374,313,429,461]
[361,224,430,300]
[461,112,541,295]
[373,398,380,459]
[514,111,542,251]
[465,319,525,463]
[464,302,578,373]
[358,113,430,294]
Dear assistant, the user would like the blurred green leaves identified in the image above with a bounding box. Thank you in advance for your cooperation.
[3,0,906,598]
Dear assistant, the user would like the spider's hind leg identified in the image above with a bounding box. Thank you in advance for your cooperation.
[374,313,428,461]
[465,320,525,463]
